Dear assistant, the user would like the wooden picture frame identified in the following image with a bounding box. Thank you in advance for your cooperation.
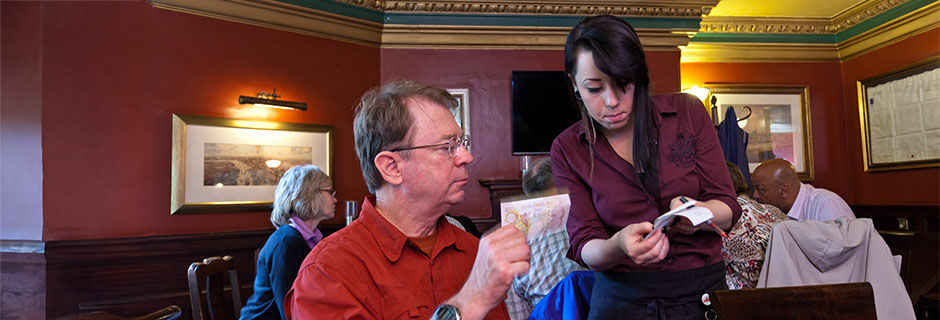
[171,114,333,214]
[706,84,815,181]
[857,57,940,172]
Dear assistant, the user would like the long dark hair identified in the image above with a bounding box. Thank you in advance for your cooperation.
[564,15,660,199]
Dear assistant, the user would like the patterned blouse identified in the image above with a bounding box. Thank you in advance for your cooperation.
[721,195,790,289]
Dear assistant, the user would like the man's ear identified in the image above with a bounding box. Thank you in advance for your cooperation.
[778,183,790,198]
[374,151,404,186]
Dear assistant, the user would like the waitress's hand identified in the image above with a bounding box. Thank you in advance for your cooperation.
[614,222,669,265]
[667,196,714,236]
[668,216,705,235]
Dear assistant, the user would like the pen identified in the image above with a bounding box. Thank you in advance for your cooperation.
[679,197,728,238]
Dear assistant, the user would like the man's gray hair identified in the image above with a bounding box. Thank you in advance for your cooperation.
[353,80,458,193]
[522,157,555,195]
[271,164,332,227]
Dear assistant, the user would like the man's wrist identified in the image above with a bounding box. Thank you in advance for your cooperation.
[431,303,461,320]
[444,292,487,320]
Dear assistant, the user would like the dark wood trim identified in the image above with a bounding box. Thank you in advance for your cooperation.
[478,178,524,232]
[0,251,46,319]
[852,204,939,305]
[0,230,275,319]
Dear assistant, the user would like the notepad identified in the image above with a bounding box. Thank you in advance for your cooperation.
[646,200,714,238]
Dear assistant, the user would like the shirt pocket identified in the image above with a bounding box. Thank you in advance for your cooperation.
[665,131,697,168]
[382,286,432,319]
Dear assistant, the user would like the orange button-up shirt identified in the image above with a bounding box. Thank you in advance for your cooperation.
[286,197,509,319]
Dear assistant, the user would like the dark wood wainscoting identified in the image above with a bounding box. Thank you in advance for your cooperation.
[2,230,278,319]
[478,179,524,232]
[1,249,46,320]
[852,204,939,307]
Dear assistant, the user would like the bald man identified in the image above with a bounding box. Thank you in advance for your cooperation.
[750,159,855,221]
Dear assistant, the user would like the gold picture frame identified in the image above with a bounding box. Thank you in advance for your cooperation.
[171,114,333,214]
[857,57,940,172]
[706,84,815,181]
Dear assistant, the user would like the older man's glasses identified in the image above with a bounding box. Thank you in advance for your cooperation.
[389,136,471,157]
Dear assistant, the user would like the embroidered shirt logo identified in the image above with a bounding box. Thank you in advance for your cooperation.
[667,133,696,167]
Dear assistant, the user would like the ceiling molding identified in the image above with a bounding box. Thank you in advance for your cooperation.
[838,0,939,60]
[149,0,383,46]
[681,6,938,65]
[698,0,908,35]
[830,0,905,33]
[680,42,841,63]
[339,0,719,17]
[150,0,707,50]
[700,16,836,34]
[149,0,934,60]
[381,25,693,50]
[681,0,936,63]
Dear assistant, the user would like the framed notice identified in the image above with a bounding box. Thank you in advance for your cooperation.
[858,57,940,172]
[170,114,333,214]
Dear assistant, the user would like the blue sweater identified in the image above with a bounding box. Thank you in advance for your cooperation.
[240,225,313,320]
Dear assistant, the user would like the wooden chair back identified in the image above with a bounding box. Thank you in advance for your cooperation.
[187,256,242,320]
[708,282,877,320]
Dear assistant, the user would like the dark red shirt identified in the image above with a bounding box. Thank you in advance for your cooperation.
[551,93,742,272]
[285,197,509,319]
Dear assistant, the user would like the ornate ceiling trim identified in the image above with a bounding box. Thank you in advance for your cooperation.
[150,0,706,50]
[698,0,908,35]
[380,25,694,50]
[830,0,905,33]
[681,0,935,63]
[679,42,841,63]
[338,0,718,17]
[149,0,933,62]
[149,0,383,46]
[700,17,836,34]
[838,0,939,60]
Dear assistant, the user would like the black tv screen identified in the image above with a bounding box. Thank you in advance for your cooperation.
[511,71,582,155]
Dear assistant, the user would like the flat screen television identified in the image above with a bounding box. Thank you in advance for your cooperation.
[511,71,582,155]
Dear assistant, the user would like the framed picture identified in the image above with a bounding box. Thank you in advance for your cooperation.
[171,114,333,214]
[858,57,940,172]
[706,84,814,181]
[447,88,471,138]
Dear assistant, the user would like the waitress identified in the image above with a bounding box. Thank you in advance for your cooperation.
[550,15,742,319]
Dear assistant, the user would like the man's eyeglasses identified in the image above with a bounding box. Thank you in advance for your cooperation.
[318,188,336,197]
[389,136,471,157]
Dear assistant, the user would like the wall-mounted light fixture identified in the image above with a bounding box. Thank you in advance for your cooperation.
[238,89,307,111]
[681,85,710,102]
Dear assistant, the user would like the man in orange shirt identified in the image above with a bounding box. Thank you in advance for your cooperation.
[286,80,530,320]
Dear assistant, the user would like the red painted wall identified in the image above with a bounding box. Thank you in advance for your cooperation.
[841,27,940,206]
[380,49,681,220]
[681,62,853,202]
[34,1,377,240]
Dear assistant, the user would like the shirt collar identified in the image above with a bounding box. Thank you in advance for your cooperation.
[787,183,811,220]
[654,94,676,126]
[360,196,471,263]
[289,215,323,249]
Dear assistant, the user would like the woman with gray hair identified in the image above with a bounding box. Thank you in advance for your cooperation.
[241,164,336,320]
